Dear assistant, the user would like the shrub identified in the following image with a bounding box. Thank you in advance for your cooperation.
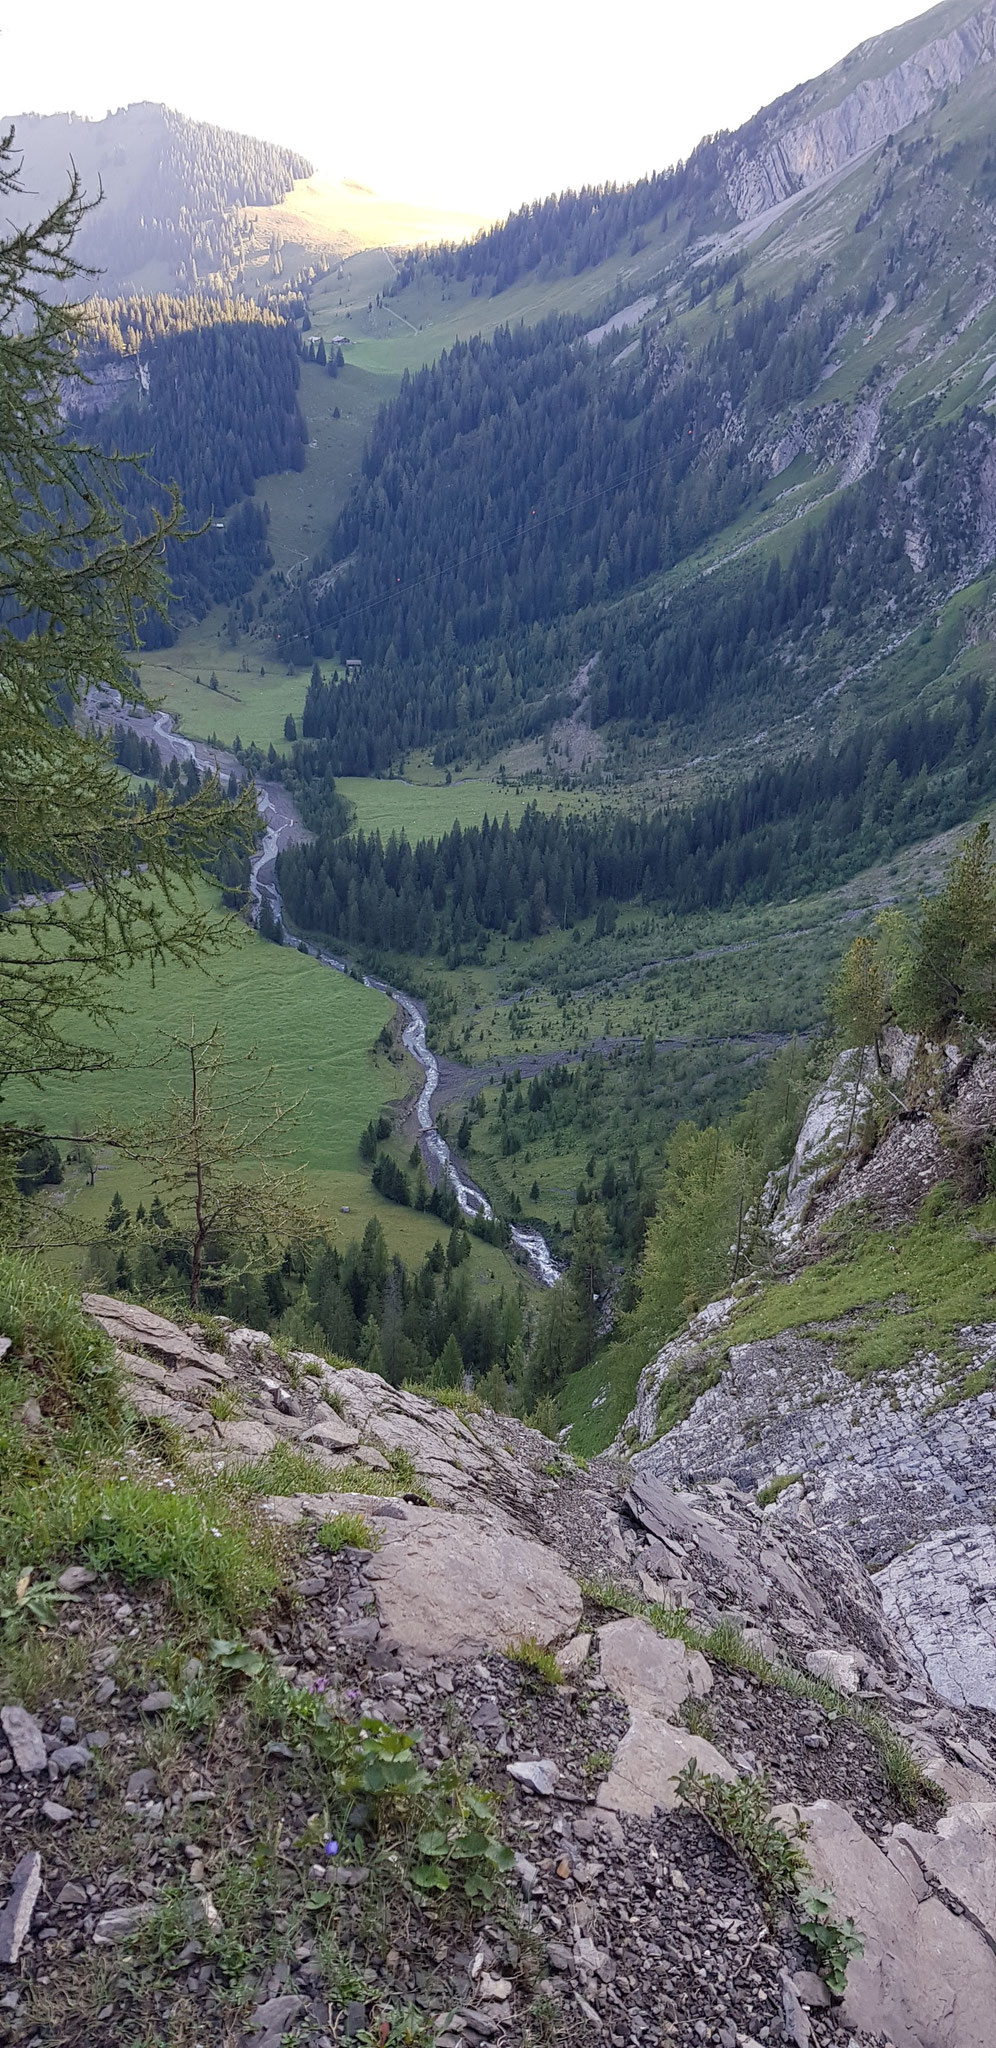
[675,1763,865,1995]
[675,1760,809,1903]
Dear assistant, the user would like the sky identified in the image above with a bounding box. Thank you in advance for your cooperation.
[3,0,938,220]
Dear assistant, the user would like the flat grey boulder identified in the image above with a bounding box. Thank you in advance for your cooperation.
[93,1902,157,1945]
[1,1705,47,1775]
[558,1632,592,1677]
[597,1617,712,1717]
[364,1502,583,1659]
[83,1294,229,1373]
[805,1647,868,1694]
[250,1993,305,2034]
[0,1852,42,1965]
[215,1417,278,1457]
[261,1489,396,1529]
[124,1382,209,1430]
[787,1798,996,2048]
[302,1413,361,1452]
[596,1712,736,1819]
[507,1758,560,1796]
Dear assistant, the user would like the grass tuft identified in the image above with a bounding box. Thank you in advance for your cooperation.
[581,1576,942,1817]
[317,1511,379,1554]
[757,1472,803,1507]
[506,1635,564,1686]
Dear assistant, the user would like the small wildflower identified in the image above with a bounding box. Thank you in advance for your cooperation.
[324,1839,339,1858]
[314,1677,328,1693]
[210,1527,222,1538]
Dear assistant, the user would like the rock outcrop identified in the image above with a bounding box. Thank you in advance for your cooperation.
[721,2,996,220]
[5,1287,996,2045]
[618,1032,996,1710]
[626,1324,996,1569]
[790,1798,996,2048]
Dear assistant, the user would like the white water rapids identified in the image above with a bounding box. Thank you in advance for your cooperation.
[133,705,561,1286]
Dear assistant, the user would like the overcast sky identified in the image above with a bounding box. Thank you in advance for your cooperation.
[3,0,933,219]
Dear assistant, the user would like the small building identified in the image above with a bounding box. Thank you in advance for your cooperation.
[345,658,362,672]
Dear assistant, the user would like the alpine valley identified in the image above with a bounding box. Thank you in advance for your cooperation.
[4,6,996,2044]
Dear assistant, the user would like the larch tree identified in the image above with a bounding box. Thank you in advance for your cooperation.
[0,131,256,1227]
[119,1023,314,1311]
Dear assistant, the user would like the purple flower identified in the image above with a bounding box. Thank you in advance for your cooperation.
[314,1678,328,1693]
[324,1839,339,1857]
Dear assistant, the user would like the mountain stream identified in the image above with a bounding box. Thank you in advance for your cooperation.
[112,700,559,1287]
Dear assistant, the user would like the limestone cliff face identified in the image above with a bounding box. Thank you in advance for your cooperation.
[722,0,996,219]
[617,1038,996,1709]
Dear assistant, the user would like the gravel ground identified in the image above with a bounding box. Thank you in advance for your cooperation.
[1,1525,886,2048]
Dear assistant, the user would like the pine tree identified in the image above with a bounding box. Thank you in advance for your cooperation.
[567,1201,609,1368]
[478,1359,509,1413]
[896,823,996,1046]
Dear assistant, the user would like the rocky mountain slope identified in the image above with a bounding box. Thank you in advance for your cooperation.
[616,1029,996,1722]
[2,1270,995,2047]
[719,0,996,219]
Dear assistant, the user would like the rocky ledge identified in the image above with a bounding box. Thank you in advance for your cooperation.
[2,1296,995,2046]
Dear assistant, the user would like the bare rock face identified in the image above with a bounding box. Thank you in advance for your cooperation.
[878,1524,996,1710]
[721,2,996,221]
[892,1801,996,1934]
[763,1045,877,1252]
[83,1298,558,1517]
[788,1798,996,2048]
[621,1473,905,1680]
[627,1325,996,1576]
[82,1295,230,1374]
[327,1367,545,1515]
[626,1294,737,1447]
[363,1502,583,1660]
[614,1030,996,1706]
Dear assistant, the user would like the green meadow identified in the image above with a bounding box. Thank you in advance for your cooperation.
[337,773,601,842]
[4,898,398,1177]
[7,889,534,1295]
[135,360,390,754]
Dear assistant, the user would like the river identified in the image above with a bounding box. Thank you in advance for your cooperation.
[98,696,560,1288]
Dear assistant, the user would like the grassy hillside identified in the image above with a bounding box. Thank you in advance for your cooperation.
[3,889,527,1298]
[134,358,388,751]
[5,104,483,297]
